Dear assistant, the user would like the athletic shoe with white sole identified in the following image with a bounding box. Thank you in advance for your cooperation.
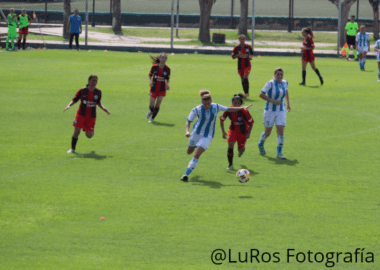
[227,164,233,170]
[181,175,188,182]
[67,148,75,154]
[146,111,153,119]
[276,153,286,159]
[148,118,154,123]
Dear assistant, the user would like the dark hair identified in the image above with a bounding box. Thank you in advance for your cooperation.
[274,67,283,75]
[351,15,355,18]
[86,74,98,87]
[302,27,314,39]
[232,93,244,105]
[150,52,167,64]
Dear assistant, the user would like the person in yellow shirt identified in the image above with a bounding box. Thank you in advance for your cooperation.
[342,15,359,61]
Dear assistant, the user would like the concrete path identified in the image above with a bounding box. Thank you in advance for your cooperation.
[1,24,376,58]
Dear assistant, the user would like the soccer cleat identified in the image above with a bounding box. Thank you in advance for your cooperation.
[6,48,10,51]
[258,143,266,155]
[378,79,380,82]
[227,164,233,170]
[238,151,244,157]
[299,82,305,86]
[244,94,250,99]
[146,111,153,119]
[320,77,324,85]
[148,118,154,123]
[181,175,188,182]
[77,48,81,51]
[67,148,75,154]
[276,153,286,159]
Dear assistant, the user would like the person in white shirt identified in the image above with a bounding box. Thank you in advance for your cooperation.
[258,68,291,159]
[181,90,252,182]
[356,25,370,71]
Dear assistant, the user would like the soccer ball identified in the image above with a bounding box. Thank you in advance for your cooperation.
[236,169,250,183]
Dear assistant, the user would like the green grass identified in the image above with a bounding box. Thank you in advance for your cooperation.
[0,50,379,269]
[1,0,376,18]
[88,27,341,43]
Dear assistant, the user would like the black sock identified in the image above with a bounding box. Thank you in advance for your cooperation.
[71,137,78,150]
[315,68,322,79]
[242,78,249,94]
[302,70,306,82]
[149,106,154,112]
[227,148,234,165]
[18,39,21,49]
[23,39,26,49]
[152,107,160,119]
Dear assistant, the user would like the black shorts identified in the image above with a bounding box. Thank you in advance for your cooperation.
[346,35,356,46]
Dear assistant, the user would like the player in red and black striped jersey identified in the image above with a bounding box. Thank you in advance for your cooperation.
[299,27,323,86]
[232,35,254,99]
[220,94,254,170]
[63,75,110,153]
[146,53,171,123]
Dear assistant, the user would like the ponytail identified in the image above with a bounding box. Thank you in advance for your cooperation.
[150,52,167,64]
[199,90,210,97]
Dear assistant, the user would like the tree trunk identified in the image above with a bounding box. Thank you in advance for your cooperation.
[238,0,249,35]
[112,0,121,32]
[198,0,214,42]
[369,0,380,40]
[63,0,71,39]
[328,0,357,47]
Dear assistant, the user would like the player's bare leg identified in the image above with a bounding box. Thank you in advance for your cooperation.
[85,131,94,138]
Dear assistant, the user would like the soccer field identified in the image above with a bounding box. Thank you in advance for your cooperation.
[1,50,379,269]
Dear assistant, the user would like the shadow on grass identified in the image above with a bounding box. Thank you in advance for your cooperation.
[262,156,299,166]
[306,85,321,88]
[113,29,124,35]
[152,121,175,127]
[73,151,110,160]
[239,195,253,199]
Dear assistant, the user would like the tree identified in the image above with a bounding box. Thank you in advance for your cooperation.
[369,0,380,40]
[112,0,121,32]
[63,0,71,39]
[238,0,249,35]
[198,0,214,42]
[328,0,357,47]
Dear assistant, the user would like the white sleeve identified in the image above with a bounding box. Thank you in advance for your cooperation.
[216,104,230,112]
[285,80,289,91]
[187,108,197,122]
[261,81,272,94]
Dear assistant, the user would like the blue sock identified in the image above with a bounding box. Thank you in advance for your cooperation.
[184,157,199,176]
[378,68,380,79]
[277,135,284,154]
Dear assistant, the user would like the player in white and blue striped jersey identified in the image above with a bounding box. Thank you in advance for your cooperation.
[374,39,380,81]
[257,68,291,159]
[181,90,252,182]
[356,25,371,71]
